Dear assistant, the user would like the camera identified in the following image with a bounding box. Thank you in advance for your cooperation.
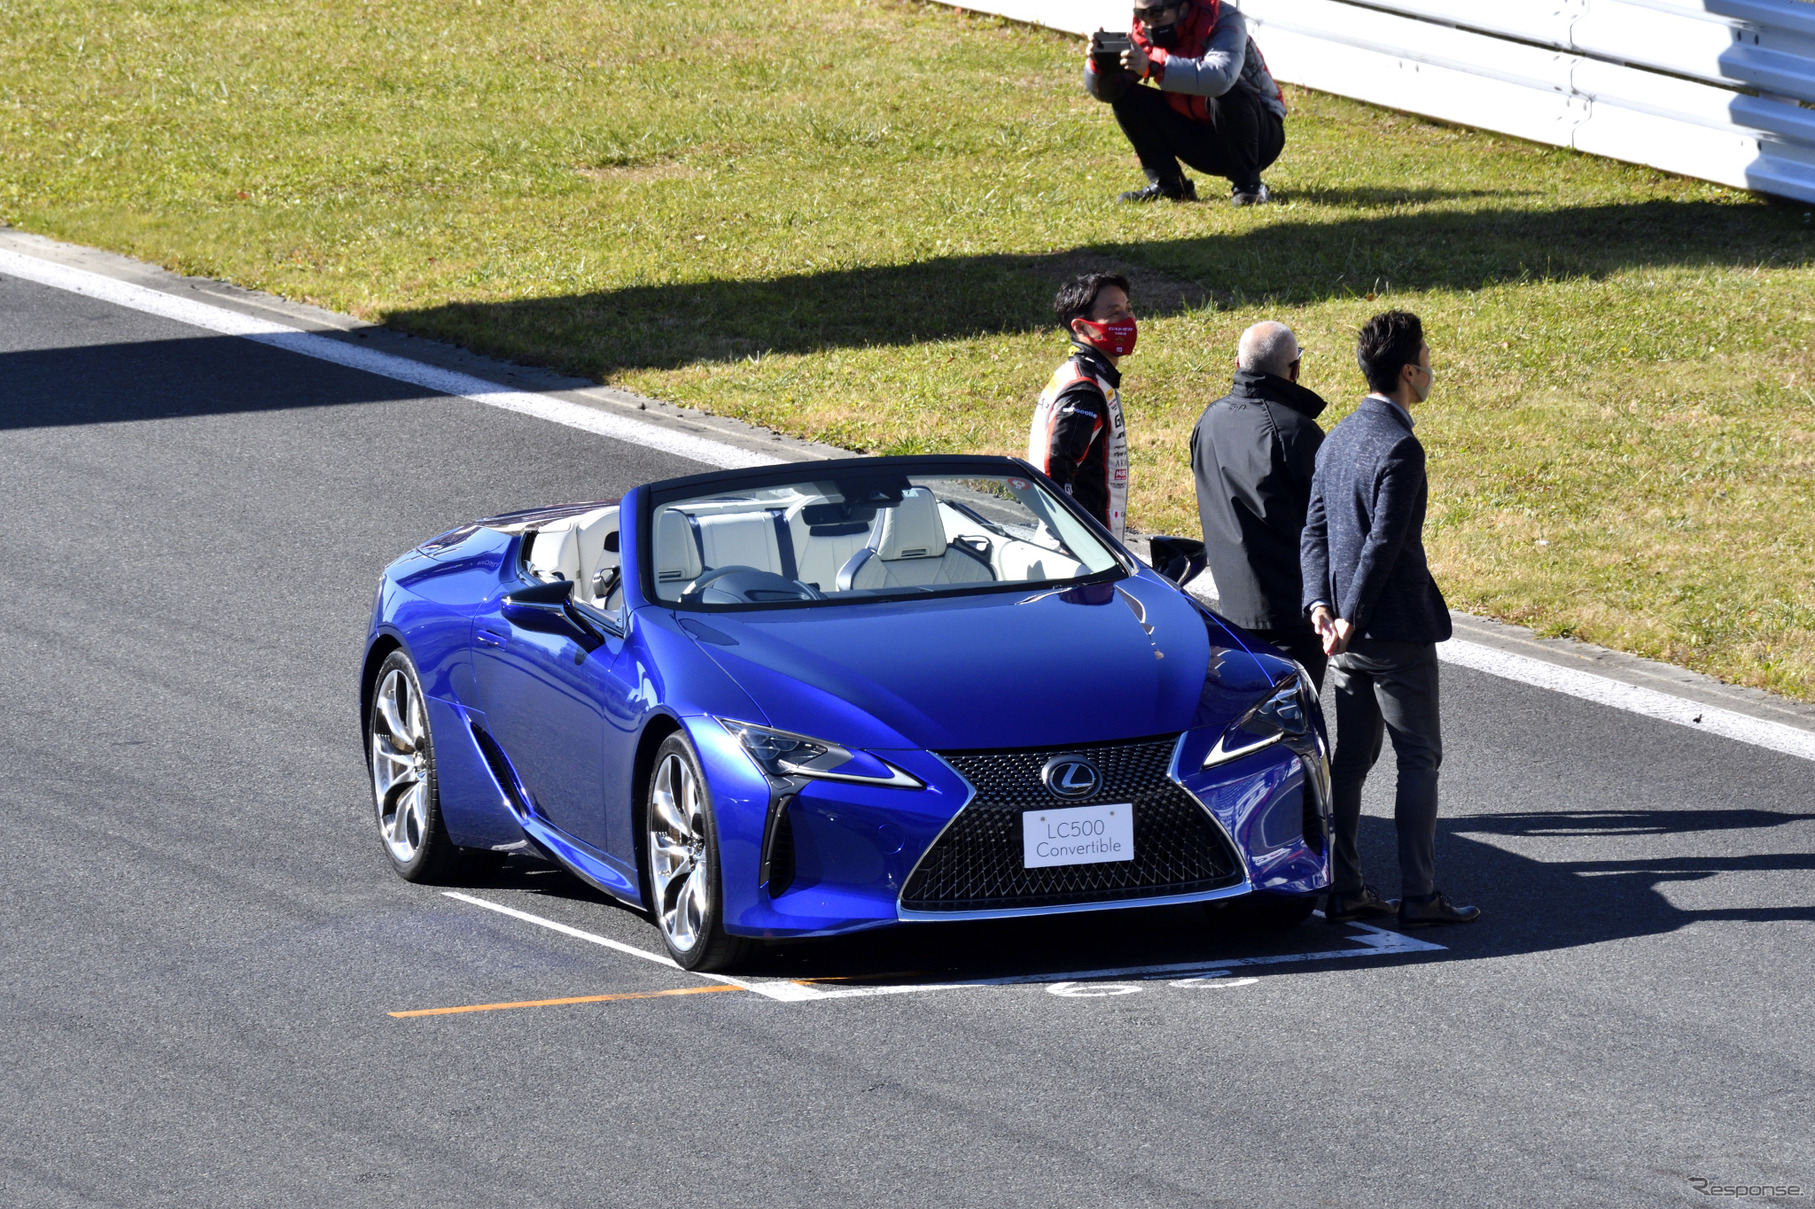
[1090,30,1132,72]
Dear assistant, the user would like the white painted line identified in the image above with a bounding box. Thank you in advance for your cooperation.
[444,891,1443,1003]
[1440,639,1815,763]
[0,247,778,471]
[785,920,1446,1000]
[440,891,821,1002]
[443,891,682,969]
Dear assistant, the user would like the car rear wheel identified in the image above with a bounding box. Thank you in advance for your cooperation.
[368,651,464,883]
[645,733,757,972]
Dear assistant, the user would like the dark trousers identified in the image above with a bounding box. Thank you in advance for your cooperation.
[1247,624,1327,693]
[1111,82,1284,191]
[1328,639,1441,900]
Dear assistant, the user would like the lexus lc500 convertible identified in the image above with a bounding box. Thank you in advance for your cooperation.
[362,454,1332,970]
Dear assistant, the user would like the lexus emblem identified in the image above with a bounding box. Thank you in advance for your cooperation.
[1041,755,1101,800]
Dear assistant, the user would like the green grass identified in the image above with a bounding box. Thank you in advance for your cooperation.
[7,0,1815,695]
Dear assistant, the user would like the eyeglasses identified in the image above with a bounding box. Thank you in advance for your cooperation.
[1133,3,1180,19]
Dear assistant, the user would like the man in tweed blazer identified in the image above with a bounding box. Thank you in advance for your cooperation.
[1300,310,1479,929]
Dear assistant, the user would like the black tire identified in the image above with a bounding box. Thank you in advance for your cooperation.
[644,733,759,972]
[1208,892,1319,931]
[366,650,465,883]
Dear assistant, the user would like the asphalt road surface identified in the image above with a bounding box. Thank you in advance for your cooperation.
[4,268,1813,1209]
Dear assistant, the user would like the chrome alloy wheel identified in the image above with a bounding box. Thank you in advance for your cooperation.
[371,667,431,863]
[648,751,711,954]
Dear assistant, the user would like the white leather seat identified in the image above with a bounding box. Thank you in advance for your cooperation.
[654,508,703,587]
[838,489,996,591]
[694,512,785,577]
[798,522,874,588]
[574,507,621,605]
[526,525,581,585]
[994,539,1085,583]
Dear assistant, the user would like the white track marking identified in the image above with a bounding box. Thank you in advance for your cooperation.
[1440,640,1815,763]
[1192,572,1813,762]
[782,920,1445,1000]
[445,892,1442,1004]
[444,892,684,970]
[441,892,820,1002]
[0,247,778,470]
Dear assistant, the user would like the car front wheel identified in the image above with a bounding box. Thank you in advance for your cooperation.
[367,650,464,883]
[645,733,757,972]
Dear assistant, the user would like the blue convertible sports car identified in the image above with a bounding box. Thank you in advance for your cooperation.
[362,454,1332,970]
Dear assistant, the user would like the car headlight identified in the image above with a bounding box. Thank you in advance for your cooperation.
[716,719,922,789]
[1204,674,1314,769]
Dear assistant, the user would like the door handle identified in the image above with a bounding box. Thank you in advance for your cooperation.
[475,627,507,648]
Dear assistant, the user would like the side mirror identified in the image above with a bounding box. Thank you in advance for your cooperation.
[1147,536,1207,589]
[503,579,575,614]
[502,579,603,650]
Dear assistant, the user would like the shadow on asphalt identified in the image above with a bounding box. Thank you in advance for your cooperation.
[1447,809,1815,944]
[0,334,428,429]
[449,805,1815,982]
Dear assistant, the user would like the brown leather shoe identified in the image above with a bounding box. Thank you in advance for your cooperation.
[1398,891,1481,927]
[1324,885,1399,924]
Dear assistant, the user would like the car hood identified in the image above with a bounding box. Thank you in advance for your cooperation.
[670,576,1275,752]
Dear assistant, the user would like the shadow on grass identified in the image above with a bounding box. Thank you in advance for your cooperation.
[389,200,1813,378]
[1280,185,1529,208]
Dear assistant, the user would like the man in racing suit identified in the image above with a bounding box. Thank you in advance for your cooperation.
[1027,272,1134,541]
[1084,0,1286,205]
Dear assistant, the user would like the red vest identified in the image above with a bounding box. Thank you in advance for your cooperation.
[1130,0,1280,123]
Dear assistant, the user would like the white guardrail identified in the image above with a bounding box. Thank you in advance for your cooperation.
[956,0,1815,203]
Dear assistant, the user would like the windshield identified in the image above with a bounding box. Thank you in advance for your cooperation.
[647,469,1123,609]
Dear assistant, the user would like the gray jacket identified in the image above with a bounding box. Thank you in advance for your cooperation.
[1300,397,1452,645]
[1084,9,1286,120]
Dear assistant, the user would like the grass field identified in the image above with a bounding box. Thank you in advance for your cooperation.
[6,0,1815,695]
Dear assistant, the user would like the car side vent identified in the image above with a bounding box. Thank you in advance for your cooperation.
[762,796,797,897]
[1299,755,1329,856]
[1302,784,1326,855]
[470,723,532,819]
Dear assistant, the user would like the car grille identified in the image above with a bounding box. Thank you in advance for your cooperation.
[899,735,1243,913]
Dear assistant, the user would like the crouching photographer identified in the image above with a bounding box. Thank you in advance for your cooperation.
[1084,0,1286,205]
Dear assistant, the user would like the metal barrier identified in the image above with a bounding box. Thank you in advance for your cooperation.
[947,0,1815,203]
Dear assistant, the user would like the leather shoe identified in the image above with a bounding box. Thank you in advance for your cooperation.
[1324,885,1398,923]
[1398,891,1481,927]
[1117,176,1197,203]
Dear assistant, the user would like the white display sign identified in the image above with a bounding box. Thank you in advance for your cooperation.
[1022,803,1135,869]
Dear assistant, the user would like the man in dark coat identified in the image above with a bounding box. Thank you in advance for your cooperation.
[1300,310,1480,929]
[1191,320,1329,688]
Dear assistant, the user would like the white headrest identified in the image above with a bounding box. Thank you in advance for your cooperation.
[576,509,620,568]
[527,526,581,583]
[654,509,702,583]
[875,488,946,561]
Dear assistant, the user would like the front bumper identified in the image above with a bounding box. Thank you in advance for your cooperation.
[703,720,1333,939]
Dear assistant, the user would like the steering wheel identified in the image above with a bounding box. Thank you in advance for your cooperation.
[680,566,824,605]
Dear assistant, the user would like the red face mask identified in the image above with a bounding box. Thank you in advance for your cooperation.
[1073,315,1138,357]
